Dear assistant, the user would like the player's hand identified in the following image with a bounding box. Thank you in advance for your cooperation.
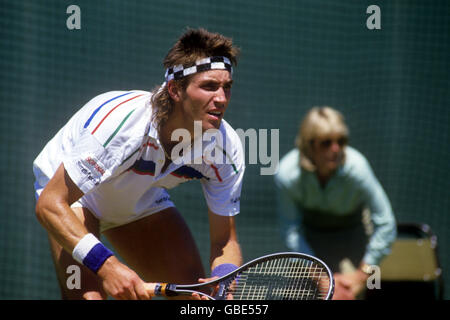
[192,276,234,300]
[97,256,151,300]
[190,276,219,300]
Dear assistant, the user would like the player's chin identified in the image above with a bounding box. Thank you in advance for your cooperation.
[203,113,223,130]
[203,119,222,131]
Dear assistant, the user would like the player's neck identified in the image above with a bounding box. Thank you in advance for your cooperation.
[159,118,194,158]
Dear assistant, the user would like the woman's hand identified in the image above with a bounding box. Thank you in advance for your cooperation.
[332,270,368,300]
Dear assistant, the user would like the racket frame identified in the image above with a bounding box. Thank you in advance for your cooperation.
[155,252,334,300]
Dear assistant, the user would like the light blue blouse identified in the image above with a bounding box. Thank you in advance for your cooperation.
[274,146,396,266]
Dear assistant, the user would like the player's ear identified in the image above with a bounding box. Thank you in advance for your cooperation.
[167,80,182,102]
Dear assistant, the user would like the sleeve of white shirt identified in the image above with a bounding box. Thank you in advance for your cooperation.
[201,126,245,216]
[61,91,150,194]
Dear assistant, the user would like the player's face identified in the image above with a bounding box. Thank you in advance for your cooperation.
[179,69,233,133]
[311,133,347,177]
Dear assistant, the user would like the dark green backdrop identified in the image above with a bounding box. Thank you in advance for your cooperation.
[1,0,449,299]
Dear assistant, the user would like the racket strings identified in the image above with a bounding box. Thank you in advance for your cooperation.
[225,257,331,300]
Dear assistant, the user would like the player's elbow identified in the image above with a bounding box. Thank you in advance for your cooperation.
[35,193,59,227]
[35,196,48,226]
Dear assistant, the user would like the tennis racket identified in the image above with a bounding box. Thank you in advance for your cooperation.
[146,252,334,300]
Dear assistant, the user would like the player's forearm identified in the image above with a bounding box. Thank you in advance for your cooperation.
[210,238,243,270]
[208,212,243,273]
[35,163,90,253]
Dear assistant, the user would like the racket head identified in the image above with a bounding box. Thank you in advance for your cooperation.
[172,252,334,300]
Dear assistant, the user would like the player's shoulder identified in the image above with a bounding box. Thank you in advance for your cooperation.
[95,89,150,97]
[218,119,241,143]
[80,90,152,143]
[204,119,245,170]
[85,90,150,106]
[81,90,151,122]
[216,119,244,156]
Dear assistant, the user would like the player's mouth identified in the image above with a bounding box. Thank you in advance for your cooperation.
[206,110,222,121]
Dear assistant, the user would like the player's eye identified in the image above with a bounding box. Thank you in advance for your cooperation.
[201,82,220,91]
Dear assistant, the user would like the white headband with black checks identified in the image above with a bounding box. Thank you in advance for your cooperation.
[164,56,233,82]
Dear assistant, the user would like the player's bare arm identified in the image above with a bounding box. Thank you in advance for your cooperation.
[35,163,87,252]
[208,209,242,270]
[35,163,150,300]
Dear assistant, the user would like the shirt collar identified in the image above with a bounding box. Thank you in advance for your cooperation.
[146,120,221,165]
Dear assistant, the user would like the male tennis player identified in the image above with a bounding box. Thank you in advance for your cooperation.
[33,28,244,300]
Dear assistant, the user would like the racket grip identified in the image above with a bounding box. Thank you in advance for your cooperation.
[147,283,177,297]
[215,282,228,300]
[143,282,159,297]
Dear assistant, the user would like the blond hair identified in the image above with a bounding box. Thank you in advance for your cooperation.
[295,106,349,171]
[150,28,240,132]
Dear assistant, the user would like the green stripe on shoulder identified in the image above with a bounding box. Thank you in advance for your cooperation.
[103,109,136,147]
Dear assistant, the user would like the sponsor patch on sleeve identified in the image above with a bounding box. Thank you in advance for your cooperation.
[76,155,106,186]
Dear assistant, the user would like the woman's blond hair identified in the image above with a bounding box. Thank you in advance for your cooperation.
[295,106,349,171]
[150,28,240,132]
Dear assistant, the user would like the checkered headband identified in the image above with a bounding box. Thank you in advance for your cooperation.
[164,56,233,82]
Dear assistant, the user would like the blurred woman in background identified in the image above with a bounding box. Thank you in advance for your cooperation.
[275,106,396,299]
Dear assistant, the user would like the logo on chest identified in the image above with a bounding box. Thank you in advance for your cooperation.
[129,158,208,181]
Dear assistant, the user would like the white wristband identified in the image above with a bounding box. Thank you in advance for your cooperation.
[72,233,101,264]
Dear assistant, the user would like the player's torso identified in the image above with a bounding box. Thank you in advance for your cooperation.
[81,134,218,218]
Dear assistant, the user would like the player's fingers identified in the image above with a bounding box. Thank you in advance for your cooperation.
[124,285,138,300]
[191,292,202,300]
[106,285,132,300]
[113,281,138,300]
[197,276,218,284]
[135,282,151,300]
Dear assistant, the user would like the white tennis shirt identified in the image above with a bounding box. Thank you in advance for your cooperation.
[33,90,245,227]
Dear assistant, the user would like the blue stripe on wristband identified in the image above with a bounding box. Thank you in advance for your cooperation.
[82,243,114,273]
[211,263,238,278]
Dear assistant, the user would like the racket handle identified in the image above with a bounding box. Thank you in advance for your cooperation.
[143,282,159,297]
[214,281,227,300]
[144,283,177,297]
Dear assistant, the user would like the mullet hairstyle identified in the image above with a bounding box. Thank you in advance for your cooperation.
[151,28,240,132]
[295,106,349,171]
